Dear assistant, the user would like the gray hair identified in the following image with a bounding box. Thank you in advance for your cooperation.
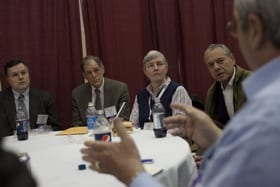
[204,44,233,57]
[234,0,280,48]
[80,55,104,73]
[143,50,168,65]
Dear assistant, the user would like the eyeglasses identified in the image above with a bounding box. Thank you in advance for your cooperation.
[85,67,102,76]
[227,19,237,38]
[8,70,28,79]
[145,61,166,69]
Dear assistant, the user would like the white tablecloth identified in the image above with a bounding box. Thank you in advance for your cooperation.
[3,130,197,187]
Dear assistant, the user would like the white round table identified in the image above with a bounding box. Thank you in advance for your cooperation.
[3,130,197,187]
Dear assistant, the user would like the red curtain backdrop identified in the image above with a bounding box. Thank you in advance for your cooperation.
[0,0,83,129]
[0,0,248,129]
[82,0,248,106]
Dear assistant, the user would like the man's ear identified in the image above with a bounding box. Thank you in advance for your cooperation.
[143,68,148,77]
[247,13,265,49]
[230,54,236,65]
[101,65,105,74]
[82,72,86,79]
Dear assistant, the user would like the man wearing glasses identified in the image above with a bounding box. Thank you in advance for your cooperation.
[0,60,60,137]
[71,56,130,126]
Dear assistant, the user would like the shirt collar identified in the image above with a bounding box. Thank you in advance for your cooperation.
[146,77,171,96]
[228,66,236,87]
[221,66,236,90]
[12,87,30,99]
[243,56,280,101]
[91,78,104,94]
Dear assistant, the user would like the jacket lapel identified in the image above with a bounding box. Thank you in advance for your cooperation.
[29,88,38,128]
[103,78,113,108]
[6,88,17,128]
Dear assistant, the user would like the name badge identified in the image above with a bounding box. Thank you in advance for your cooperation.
[104,106,117,119]
[36,114,48,125]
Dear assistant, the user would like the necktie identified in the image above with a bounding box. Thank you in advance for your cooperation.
[18,94,28,117]
[95,89,102,110]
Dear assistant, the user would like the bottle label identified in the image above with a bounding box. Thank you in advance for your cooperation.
[153,113,165,129]
[16,120,29,140]
[87,116,96,130]
[16,120,28,132]
[94,132,111,142]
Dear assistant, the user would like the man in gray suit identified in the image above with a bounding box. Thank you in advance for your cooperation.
[0,60,60,137]
[71,56,130,126]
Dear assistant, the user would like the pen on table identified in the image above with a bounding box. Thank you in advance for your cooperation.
[141,159,154,164]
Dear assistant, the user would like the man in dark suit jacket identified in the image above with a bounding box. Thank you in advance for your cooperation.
[0,60,60,137]
[71,56,130,126]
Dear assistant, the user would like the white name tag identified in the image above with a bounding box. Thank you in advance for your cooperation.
[36,114,48,125]
[104,106,117,118]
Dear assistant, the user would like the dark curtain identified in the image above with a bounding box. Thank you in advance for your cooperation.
[82,0,149,102]
[82,0,248,107]
[0,0,83,129]
[0,0,249,129]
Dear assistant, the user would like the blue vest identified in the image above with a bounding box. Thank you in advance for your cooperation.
[137,81,180,129]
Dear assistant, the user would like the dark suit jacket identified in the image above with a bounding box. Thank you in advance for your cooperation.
[0,87,60,137]
[71,78,130,125]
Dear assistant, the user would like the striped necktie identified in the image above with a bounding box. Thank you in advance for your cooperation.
[18,94,28,117]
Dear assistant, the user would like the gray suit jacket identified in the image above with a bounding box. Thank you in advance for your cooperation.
[71,78,130,125]
[0,87,60,137]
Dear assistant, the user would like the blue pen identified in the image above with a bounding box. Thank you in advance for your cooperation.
[141,159,154,164]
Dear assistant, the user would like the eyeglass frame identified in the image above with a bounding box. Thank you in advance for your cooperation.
[227,19,238,38]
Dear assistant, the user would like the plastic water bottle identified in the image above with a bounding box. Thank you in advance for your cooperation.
[16,106,29,141]
[152,97,167,138]
[86,102,96,136]
[94,110,112,142]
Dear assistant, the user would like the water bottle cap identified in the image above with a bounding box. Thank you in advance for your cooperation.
[88,102,94,107]
[78,164,86,170]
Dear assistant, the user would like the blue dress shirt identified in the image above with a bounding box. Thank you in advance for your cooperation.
[130,172,163,187]
[195,56,280,187]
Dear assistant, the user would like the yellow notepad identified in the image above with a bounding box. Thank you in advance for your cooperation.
[56,127,88,135]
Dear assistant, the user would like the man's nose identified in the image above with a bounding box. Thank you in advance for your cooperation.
[213,62,221,69]
[91,71,97,77]
[153,64,159,69]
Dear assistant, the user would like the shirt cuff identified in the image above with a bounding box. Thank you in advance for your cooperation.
[130,172,163,187]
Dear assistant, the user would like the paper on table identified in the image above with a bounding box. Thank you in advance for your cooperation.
[144,164,163,176]
[56,127,88,135]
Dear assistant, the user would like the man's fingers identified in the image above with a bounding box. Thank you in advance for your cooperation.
[168,128,184,136]
[164,114,188,129]
[83,140,112,152]
[113,118,131,142]
[81,147,104,158]
[170,103,192,114]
